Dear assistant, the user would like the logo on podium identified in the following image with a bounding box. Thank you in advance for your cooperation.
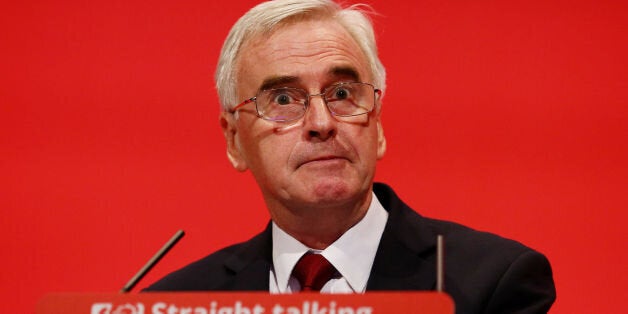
[91,302,145,314]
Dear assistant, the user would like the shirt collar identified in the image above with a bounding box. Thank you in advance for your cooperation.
[271,192,389,292]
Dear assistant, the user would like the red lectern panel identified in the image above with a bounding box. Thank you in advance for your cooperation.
[38,292,454,314]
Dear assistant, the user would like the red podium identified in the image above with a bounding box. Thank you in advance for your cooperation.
[38,292,454,314]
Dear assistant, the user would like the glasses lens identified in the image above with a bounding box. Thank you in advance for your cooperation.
[257,88,307,122]
[325,83,375,116]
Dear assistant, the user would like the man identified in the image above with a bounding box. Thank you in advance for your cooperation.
[146,0,556,312]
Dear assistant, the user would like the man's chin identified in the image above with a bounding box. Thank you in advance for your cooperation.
[301,179,366,206]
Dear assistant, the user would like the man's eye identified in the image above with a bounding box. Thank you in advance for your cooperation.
[273,94,293,105]
[333,87,350,100]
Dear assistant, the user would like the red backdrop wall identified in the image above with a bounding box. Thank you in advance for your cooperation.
[2,0,626,312]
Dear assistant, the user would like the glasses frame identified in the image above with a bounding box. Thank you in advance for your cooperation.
[229,82,382,123]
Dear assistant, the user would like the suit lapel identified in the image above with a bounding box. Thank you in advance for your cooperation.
[223,223,273,291]
[367,183,438,291]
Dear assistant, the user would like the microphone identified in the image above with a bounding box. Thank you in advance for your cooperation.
[120,229,185,293]
[436,234,445,292]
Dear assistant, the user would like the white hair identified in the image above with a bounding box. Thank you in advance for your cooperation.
[215,0,387,110]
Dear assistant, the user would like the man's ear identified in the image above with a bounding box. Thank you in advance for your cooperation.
[376,119,386,160]
[374,101,386,160]
[220,111,248,171]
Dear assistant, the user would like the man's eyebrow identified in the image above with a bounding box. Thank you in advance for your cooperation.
[329,66,361,82]
[257,67,360,92]
[259,76,300,91]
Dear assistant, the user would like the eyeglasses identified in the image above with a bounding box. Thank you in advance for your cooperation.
[230,82,381,122]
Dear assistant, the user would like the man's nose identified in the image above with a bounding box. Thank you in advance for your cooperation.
[303,94,337,141]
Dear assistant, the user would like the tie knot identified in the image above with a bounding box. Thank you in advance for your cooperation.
[292,253,336,291]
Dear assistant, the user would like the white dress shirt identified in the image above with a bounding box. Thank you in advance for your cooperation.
[269,192,389,293]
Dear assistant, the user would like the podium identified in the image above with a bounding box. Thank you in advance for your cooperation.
[38,292,454,314]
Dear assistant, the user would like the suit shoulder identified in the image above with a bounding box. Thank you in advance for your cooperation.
[425,216,531,252]
[414,214,548,276]
[375,182,544,260]
[143,229,271,291]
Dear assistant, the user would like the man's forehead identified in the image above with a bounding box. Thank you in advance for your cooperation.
[236,19,371,97]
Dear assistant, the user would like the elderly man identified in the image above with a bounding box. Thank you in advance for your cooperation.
[146,0,556,312]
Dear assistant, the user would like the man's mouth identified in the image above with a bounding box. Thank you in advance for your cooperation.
[297,155,347,168]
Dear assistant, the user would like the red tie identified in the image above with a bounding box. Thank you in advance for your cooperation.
[292,253,337,291]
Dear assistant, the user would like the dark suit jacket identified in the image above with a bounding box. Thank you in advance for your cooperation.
[146,183,556,313]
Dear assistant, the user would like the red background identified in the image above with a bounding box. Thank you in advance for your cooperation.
[2,0,626,312]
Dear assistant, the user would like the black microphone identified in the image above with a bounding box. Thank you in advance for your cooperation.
[120,229,185,293]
